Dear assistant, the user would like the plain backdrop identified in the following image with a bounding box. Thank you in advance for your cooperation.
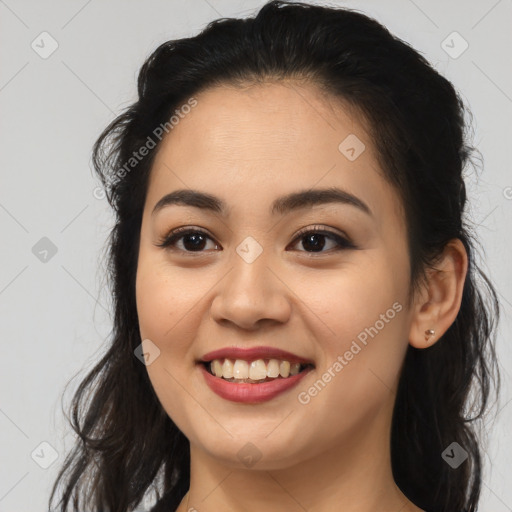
[1,0,511,510]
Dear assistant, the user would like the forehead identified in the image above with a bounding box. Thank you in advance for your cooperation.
[146,81,404,231]
[153,81,374,171]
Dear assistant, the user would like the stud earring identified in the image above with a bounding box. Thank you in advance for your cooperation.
[424,328,435,342]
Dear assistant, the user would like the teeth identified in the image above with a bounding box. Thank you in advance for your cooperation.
[267,359,280,378]
[208,358,309,381]
[212,360,223,377]
[233,360,249,379]
[222,358,234,379]
[279,360,290,378]
[249,359,267,380]
[290,362,301,376]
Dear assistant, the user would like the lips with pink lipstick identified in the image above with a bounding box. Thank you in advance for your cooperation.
[197,346,315,403]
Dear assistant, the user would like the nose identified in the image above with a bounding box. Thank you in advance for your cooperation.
[209,251,292,331]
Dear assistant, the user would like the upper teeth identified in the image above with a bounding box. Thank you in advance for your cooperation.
[209,359,302,380]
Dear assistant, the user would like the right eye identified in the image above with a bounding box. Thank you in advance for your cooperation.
[155,227,220,253]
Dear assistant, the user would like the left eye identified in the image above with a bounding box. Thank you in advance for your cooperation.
[290,227,355,253]
[155,226,355,254]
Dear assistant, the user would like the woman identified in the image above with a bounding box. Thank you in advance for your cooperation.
[49,1,501,511]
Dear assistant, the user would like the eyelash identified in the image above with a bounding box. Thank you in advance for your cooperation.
[155,225,356,255]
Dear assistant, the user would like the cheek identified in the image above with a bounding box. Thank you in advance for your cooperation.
[135,263,204,432]
[308,259,408,398]
[135,261,201,348]
[292,291,407,448]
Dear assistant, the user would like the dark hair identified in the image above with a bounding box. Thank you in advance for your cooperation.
[49,1,501,511]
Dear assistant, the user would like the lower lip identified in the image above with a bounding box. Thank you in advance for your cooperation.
[199,364,313,404]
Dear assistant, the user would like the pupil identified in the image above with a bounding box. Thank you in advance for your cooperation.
[184,233,206,251]
[303,233,325,252]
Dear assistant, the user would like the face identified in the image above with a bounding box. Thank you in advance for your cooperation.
[135,81,415,470]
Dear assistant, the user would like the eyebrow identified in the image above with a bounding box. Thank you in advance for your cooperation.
[151,187,372,218]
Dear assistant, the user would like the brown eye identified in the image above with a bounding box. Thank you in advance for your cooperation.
[156,228,219,253]
[155,225,355,255]
[289,226,355,254]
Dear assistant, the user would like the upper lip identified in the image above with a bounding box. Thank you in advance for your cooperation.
[199,346,315,365]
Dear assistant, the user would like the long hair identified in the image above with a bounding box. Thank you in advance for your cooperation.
[49,2,501,511]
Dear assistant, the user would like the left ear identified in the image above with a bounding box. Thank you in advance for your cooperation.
[408,238,468,349]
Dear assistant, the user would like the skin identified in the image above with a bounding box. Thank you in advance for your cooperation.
[135,81,468,512]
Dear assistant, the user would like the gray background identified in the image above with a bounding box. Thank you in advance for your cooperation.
[0,0,511,510]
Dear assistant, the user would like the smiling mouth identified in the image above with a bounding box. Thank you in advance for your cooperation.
[201,358,315,384]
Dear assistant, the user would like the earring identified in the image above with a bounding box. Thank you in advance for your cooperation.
[424,328,435,342]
